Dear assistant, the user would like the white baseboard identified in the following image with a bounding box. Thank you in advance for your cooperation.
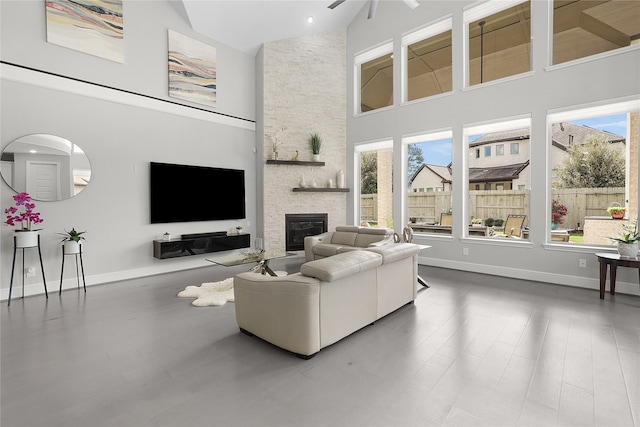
[418,256,640,297]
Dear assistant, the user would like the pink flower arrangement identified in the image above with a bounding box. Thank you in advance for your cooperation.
[551,198,568,225]
[4,192,43,231]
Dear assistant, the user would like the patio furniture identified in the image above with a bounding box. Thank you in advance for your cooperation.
[494,215,527,238]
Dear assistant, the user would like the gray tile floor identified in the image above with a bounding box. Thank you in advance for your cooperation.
[2,257,639,427]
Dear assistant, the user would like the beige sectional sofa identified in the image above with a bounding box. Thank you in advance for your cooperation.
[233,242,420,358]
[303,225,395,262]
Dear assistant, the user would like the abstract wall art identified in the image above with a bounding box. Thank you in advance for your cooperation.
[168,30,217,108]
[46,0,124,63]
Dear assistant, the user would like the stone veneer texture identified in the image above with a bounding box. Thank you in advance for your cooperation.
[261,29,347,250]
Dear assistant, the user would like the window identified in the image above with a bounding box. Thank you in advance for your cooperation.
[356,42,393,114]
[356,140,393,228]
[466,117,531,239]
[484,146,491,157]
[511,143,519,154]
[403,17,453,102]
[552,0,640,66]
[496,144,504,155]
[548,100,639,245]
[405,131,453,233]
[465,1,531,86]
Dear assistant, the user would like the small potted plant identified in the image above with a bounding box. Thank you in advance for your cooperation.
[471,218,483,226]
[309,132,322,162]
[609,219,638,258]
[57,227,86,254]
[236,226,243,234]
[551,198,568,230]
[4,192,43,248]
[607,202,626,219]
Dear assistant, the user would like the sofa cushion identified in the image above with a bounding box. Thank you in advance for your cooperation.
[301,250,382,282]
[331,231,358,246]
[365,242,421,264]
[312,243,343,258]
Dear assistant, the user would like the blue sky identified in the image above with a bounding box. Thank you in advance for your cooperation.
[413,113,628,167]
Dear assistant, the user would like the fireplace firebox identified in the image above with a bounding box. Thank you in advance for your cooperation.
[285,213,328,251]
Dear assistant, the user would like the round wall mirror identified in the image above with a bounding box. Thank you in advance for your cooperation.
[1,134,91,201]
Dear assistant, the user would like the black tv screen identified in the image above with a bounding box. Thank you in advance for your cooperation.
[150,162,246,224]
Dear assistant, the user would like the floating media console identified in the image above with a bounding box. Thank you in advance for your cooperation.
[153,232,250,259]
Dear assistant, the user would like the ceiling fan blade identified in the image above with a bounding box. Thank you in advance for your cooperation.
[403,0,420,9]
[367,0,378,19]
[328,0,346,9]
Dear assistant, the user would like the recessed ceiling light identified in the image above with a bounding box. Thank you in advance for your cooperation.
[29,150,37,153]
[307,16,314,24]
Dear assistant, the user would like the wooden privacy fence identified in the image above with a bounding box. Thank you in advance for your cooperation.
[364,187,625,228]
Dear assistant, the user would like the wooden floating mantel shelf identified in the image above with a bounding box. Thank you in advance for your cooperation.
[293,188,350,193]
[266,160,325,166]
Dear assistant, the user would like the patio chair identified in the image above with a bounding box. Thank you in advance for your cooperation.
[439,213,452,226]
[494,214,526,238]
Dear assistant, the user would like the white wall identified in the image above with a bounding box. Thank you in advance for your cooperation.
[1,1,257,299]
[346,0,640,294]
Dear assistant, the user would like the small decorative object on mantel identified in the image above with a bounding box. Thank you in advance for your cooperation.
[336,170,345,189]
[609,218,639,258]
[299,174,307,188]
[267,127,286,161]
[4,192,43,248]
[309,132,322,162]
[291,150,299,161]
[57,228,87,254]
[607,202,626,219]
[327,178,334,188]
[236,226,243,234]
[163,232,172,241]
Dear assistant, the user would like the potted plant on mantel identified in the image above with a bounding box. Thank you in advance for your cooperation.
[609,219,638,258]
[309,132,322,162]
[4,192,43,248]
[607,202,626,219]
[58,228,87,254]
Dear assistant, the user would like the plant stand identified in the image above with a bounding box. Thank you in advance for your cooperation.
[59,244,86,294]
[9,234,48,306]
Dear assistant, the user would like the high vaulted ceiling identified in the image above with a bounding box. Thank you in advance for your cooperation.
[171,0,368,56]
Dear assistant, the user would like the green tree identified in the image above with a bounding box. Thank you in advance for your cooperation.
[407,144,424,182]
[360,152,377,194]
[555,135,625,188]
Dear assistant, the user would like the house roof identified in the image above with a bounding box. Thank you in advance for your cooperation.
[469,123,624,149]
[469,161,529,183]
[409,163,451,185]
[551,122,625,151]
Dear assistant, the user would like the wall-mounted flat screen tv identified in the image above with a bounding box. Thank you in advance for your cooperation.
[150,162,246,224]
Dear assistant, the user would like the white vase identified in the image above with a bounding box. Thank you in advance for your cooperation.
[617,242,638,258]
[312,154,320,162]
[14,230,38,248]
[64,241,81,254]
[336,170,345,188]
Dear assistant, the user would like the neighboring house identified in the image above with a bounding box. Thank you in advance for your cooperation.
[409,164,452,192]
[409,123,625,191]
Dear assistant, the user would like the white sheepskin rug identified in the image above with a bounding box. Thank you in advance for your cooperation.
[177,277,235,307]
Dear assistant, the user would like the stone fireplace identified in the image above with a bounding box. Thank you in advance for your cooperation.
[285,213,328,251]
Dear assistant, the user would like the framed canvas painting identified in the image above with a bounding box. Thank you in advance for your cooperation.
[46,0,124,63]
[168,30,217,108]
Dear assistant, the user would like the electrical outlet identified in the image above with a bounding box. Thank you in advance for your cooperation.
[579,259,587,268]
[26,267,36,277]
[463,248,469,256]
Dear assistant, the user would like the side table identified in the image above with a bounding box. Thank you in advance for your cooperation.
[9,234,48,306]
[59,245,86,294]
[595,252,640,299]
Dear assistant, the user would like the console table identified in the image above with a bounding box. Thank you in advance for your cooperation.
[596,252,640,299]
[153,233,250,259]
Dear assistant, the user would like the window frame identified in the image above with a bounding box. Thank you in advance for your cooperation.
[354,41,394,116]
[401,15,453,104]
